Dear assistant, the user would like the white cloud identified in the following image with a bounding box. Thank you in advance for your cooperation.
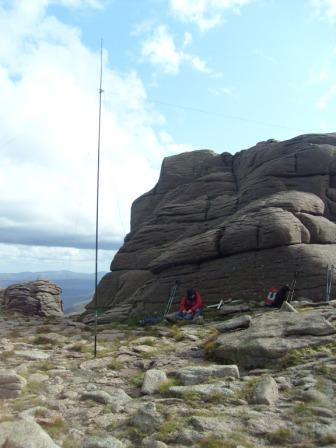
[185,54,212,73]
[318,85,336,110]
[141,25,212,74]
[305,68,330,86]
[141,26,182,74]
[182,32,193,48]
[311,0,336,20]
[209,86,233,96]
[0,244,113,273]
[170,0,253,31]
[0,1,188,272]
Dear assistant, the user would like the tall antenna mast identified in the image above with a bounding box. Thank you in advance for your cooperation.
[94,39,104,358]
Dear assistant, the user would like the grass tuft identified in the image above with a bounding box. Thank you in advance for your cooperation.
[41,416,68,438]
[266,427,297,445]
[158,378,181,395]
[106,359,123,370]
[158,416,182,440]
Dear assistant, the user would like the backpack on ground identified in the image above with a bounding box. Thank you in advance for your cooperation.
[265,287,278,306]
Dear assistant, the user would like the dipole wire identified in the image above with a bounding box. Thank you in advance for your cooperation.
[94,39,104,358]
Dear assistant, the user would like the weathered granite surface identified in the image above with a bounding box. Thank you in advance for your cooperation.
[3,280,64,317]
[87,133,336,316]
[213,309,336,368]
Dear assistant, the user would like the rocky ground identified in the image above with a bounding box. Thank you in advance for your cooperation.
[0,303,336,448]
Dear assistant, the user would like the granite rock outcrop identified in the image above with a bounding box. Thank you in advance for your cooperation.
[88,133,336,317]
[2,280,64,317]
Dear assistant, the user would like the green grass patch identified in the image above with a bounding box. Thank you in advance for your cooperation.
[122,426,147,445]
[35,326,51,334]
[202,330,220,359]
[233,378,258,402]
[0,349,15,361]
[143,326,162,337]
[280,343,336,368]
[25,380,45,394]
[139,338,156,346]
[158,378,182,395]
[67,342,89,353]
[31,360,55,371]
[265,427,297,445]
[167,325,185,342]
[41,416,68,438]
[197,435,231,448]
[318,432,336,446]
[158,416,182,440]
[181,390,201,406]
[198,432,255,448]
[32,336,56,346]
[131,372,145,387]
[206,391,232,404]
[8,329,21,338]
[12,396,46,412]
[61,436,81,448]
[106,359,123,370]
[291,402,315,418]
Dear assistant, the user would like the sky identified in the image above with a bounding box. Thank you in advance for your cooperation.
[0,0,335,273]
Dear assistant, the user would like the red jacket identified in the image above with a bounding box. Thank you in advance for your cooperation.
[179,292,203,314]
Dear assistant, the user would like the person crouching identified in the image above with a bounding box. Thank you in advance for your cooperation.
[175,288,204,321]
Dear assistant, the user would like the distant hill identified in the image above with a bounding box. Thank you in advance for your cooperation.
[0,271,106,312]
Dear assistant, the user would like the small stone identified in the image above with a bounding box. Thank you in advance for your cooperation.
[109,388,133,412]
[82,435,124,448]
[14,350,51,360]
[280,302,298,312]
[141,369,168,394]
[176,365,239,385]
[215,315,252,332]
[250,376,279,405]
[133,336,158,345]
[133,345,156,354]
[142,436,169,447]
[30,373,49,382]
[301,388,330,404]
[80,356,115,370]
[133,402,163,432]
[81,390,113,404]
[311,406,334,418]
[95,413,126,429]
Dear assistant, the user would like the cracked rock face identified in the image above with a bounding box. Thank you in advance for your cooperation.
[89,133,336,315]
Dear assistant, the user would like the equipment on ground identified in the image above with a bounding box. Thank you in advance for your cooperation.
[163,280,180,317]
[206,299,224,310]
[206,299,244,310]
[287,271,298,303]
[326,265,335,302]
[265,287,278,306]
[139,280,181,326]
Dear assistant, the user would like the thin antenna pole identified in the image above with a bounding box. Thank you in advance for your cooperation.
[94,39,103,358]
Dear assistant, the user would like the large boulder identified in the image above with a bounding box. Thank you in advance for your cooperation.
[3,280,63,317]
[88,133,336,317]
[212,310,336,369]
[0,420,60,447]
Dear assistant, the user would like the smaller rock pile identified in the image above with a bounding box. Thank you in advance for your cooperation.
[3,280,63,317]
[0,370,26,399]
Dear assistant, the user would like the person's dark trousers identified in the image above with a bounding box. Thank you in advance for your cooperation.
[175,310,202,320]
